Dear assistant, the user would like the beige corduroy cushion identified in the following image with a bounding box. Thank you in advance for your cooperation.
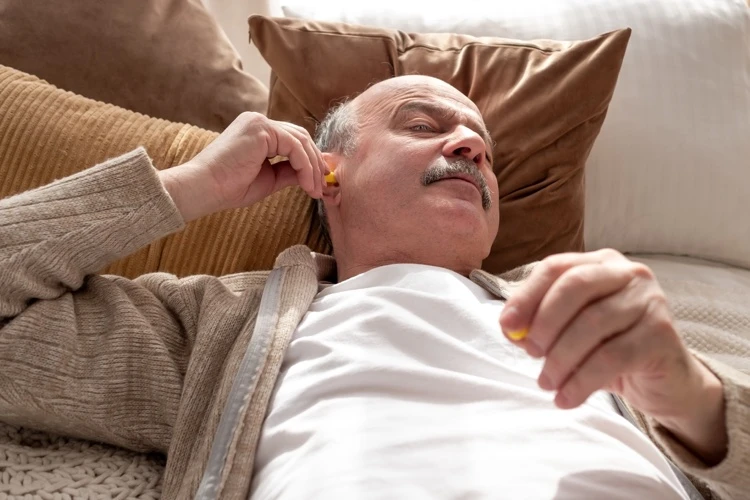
[0,65,329,278]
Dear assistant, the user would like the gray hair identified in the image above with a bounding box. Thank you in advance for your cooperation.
[314,99,358,248]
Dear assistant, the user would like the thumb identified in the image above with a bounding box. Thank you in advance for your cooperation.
[499,305,528,341]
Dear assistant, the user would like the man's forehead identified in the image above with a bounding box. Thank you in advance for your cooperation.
[353,78,492,147]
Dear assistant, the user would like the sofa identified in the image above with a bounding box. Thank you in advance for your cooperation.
[1,0,749,498]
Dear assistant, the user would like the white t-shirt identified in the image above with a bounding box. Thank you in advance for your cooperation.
[251,264,688,499]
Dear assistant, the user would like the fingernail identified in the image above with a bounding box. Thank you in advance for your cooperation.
[507,328,528,341]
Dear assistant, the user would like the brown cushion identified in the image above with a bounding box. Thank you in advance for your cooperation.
[249,16,631,273]
[0,0,268,132]
[0,65,327,278]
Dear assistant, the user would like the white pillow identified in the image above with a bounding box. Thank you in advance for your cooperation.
[282,0,750,269]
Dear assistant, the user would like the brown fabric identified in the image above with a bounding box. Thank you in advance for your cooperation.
[249,16,631,274]
[0,0,268,132]
[0,65,329,278]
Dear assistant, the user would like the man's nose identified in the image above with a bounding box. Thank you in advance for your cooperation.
[443,125,486,166]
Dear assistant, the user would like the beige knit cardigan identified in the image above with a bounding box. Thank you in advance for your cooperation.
[1,149,749,499]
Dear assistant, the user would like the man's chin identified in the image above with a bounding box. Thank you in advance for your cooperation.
[431,196,488,223]
[428,213,490,243]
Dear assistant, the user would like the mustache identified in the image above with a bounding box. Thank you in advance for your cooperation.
[421,157,493,211]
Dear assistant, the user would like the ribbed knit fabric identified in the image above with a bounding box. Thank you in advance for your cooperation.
[2,150,750,499]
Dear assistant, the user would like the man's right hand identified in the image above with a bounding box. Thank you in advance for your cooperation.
[159,112,328,222]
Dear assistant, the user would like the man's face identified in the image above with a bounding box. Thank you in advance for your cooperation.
[325,76,500,274]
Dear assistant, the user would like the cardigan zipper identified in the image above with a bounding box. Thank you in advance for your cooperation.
[195,268,285,500]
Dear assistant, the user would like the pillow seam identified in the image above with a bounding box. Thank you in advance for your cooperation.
[280,26,563,54]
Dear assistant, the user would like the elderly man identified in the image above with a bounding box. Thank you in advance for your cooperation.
[0,76,747,500]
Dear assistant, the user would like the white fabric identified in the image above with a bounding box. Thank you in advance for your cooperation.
[202,0,276,85]
[282,0,750,269]
[251,264,688,499]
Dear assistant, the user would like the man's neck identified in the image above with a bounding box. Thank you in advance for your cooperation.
[334,251,475,282]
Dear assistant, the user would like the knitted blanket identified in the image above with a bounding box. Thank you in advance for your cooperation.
[0,423,164,499]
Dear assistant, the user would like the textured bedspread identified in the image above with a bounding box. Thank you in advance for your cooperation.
[0,422,164,499]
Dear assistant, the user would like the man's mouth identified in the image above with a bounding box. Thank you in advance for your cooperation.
[421,158,493,211]
[439,174,482,194]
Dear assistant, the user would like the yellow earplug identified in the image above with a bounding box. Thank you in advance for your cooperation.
[325,171,338,185]
[507,328,529,341]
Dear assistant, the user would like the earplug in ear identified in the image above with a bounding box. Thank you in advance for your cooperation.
[325,171,338,185]
[324,158,338,186]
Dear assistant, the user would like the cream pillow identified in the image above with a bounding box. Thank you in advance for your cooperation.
[282,0,750,269]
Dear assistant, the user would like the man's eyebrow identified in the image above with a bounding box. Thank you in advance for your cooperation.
[394,100,495,154]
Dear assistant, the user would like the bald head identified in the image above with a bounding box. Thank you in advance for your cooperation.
[355,75,479,111]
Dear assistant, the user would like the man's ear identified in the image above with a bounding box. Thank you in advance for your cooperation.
[321,152,343,206]
[322,152,342,176]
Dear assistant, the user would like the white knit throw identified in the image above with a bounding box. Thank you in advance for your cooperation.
[0,422,164,499]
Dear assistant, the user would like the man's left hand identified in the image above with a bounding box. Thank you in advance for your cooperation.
[499,249,728,464]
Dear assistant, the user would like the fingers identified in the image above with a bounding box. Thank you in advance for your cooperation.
[537,279,648,392]
[285,122,329,174]
[526,261,641,356]
[552,301,669,409]
[499,249,680,412]
[553,330,636,409]
[280,123,328,197]
[273,126,320,198]
[270,160,300,193]
[500,249,629,347]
